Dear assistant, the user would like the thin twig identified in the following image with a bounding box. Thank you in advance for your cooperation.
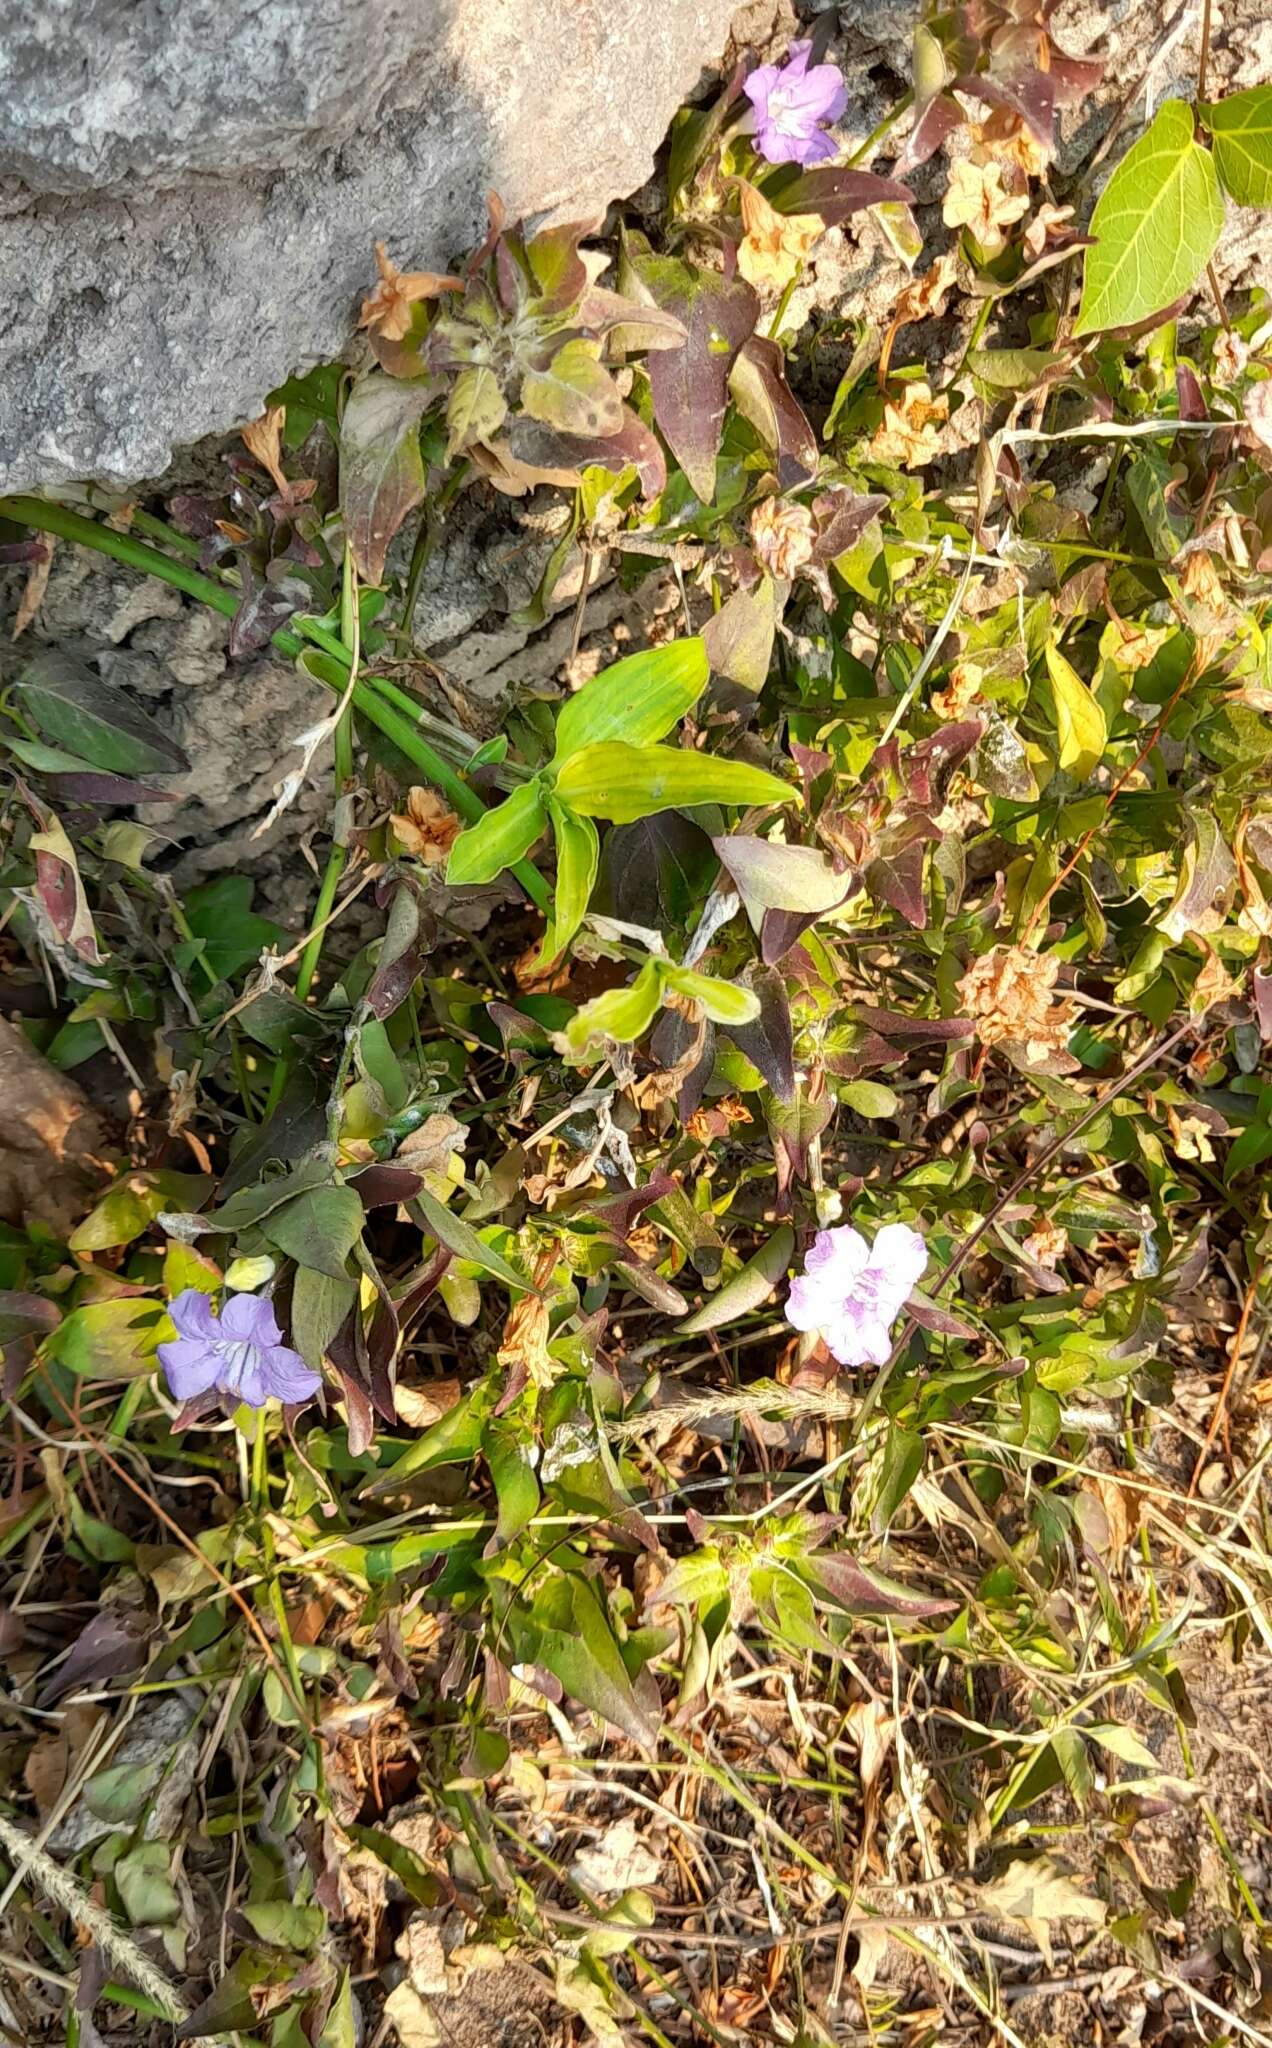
[1187,1260,1264,1499]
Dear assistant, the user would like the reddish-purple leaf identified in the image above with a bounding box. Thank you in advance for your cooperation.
[955,68,1054,146]
[904,719,986,808]
[906,1288,979,1338]
[729,335,817,485]
[30,816,102,963]
[339,374,432,586]
[803,1548,957,1619]
[643,260,758,501]
[764,164,915,223]
[1176,363,1208,422]
[895,91,965,173]
[502,405,667,499]
[723,965,795,1104]
[349,1165,424,1209]
[46,773,179,804]
[865,836,929,929]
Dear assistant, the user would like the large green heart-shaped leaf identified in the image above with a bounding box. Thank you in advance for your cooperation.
[1200,84,1272,207]
[1076,99,1224,335]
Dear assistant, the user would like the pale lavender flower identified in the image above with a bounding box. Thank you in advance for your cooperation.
[743,42,848,168]
[787,1222,927,1367]
[158,1289,321,1409]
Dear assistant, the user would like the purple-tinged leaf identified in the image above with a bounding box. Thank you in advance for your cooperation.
[348,1165,424,1209]
[640,257,758,501]
[41,1607,152,1703]
[904,718,987,808]
[723,965,795,1104]
[366,881,432,1021]
[1255,969,1272,1042]
[16,650,190,776]
[715,833,850,917]
[580,286,687,350]
[29,814,102,963]
[588,1171,679,1242]
[810,487,888,564]
[1176,363,1208,422]
[702,576,780,693]
[499,405,667,499]
[802,1548,958,1620]
[906,1288,979,1338]
[0,539,47,565]
[895,91,965,174]
[525,216,595,312]
[848,1004,975,1045]
[228,560,295,656]
[955,68,1054,147]
[45,773,179,805]
[763,164,915,223]
[761,904,826,965]
[865,836,930,929]
[729,335,817,485]
[649,1007,715,1119]
[339,373,433,586]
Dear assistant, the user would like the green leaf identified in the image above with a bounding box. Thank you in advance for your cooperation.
[556,741,795,822]
[260,1185,365,1282]
[445,363,507,461]
[240,1900,326,1950]
[701,578,779,694]
[114,1842,182,1928]
[487,1426,541,1546]
[519,1572,658,1752]
[659,961,760,1026]
[15,651,190,777]
[412,1186,527,1289]
[563,958,663,1053]
[446,782,546,887]
[841,1080,899,1118]
[872,1424,924,1531]
[1200,84,1272,207]
[290,1266,357,1369]
[69,1171,209,1253]
[678,1226,794,1333]
[45,1296,168,1380]
[339,373,431,585]
[83,1758,162,1825]
[1045,641,1107,780]
[1075,99,1224,335]
[344,1824,446,1905]
[522,338,623,438]
[183,875,286,983]
[552,639,710,762]
[542,797,600,959]
[966,347,1066,390]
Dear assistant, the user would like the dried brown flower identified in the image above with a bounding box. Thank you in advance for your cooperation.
[736,181,823,297]
[957,945,1078,1066]
[1022,1218,1068,1270]
[750,496,816,579]
[1022,201,1077,263]
[390,787,462,865]
[892,252,960,329]
[869,380,949,469]
[971,110,1048,179]
[358,241,462,342]
[686,1096,753,1143]
[931,660,985,721]
[942,157,1030,255]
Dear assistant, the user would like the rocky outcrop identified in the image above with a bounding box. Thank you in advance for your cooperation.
[0,0,740,495]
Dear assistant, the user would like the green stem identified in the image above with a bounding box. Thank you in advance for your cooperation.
[0,495,549,914]
[844,90,913,167]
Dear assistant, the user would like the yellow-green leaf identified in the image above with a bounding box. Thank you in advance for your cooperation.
[556,741,795,822]
[552,638,709,762]
[1076,99,1224,335]
[446,782,546,887]
[1200,84,1272,208]
[1045,641,1107,781]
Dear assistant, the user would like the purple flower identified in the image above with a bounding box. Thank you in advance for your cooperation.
[743,41,848,168]
[787,1222,927,1367]
[158,1290,321,1410]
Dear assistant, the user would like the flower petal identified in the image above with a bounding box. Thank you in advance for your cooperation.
[219,1292,283,1347]
[258,1346,323,1406]
[158,1337,223,1402]
[868,1223,929,1296]
[166,1288,220,1342]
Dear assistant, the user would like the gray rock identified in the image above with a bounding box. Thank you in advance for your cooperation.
[0,0,741,496]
